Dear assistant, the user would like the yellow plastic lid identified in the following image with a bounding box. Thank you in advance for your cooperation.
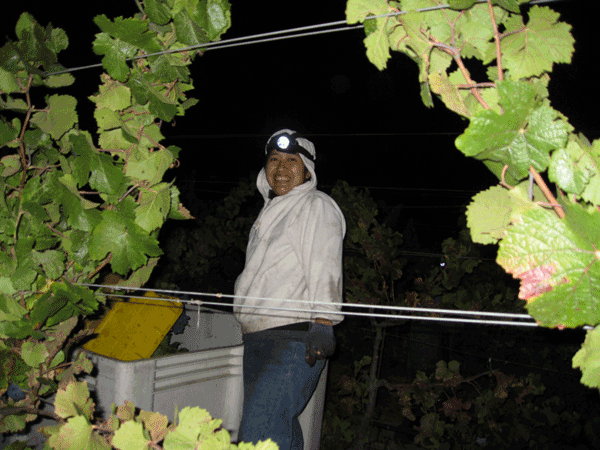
[84,291,183,361]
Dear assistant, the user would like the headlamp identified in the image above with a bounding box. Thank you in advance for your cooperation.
[266,132,315,161]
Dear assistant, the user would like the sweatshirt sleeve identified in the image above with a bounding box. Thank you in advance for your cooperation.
[291,193,346,325]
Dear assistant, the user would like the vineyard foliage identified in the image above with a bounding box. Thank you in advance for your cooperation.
[0,1,278,448]
[346,0,600,389]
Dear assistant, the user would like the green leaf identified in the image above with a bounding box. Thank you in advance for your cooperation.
[92,33,137,82]
[48,414,111,450]
[0,117,20,148]
[493,0,520,13]
[573,326,600,390]
[54,380,95,420]
[429,71,471,118]
[150,54,191,83]
[548,147,590,195]
[89,152,126,195]
[501,6,574,79]
[44,73,75,88]
[135,183,171,232]
[0,66,21,93]
[30,95,78,140]
[549,136,600,204]
[195,0,232,41]
[116,257,159,289]
[29,292,67,328]
[346,0,390,24]
[0,277,16,295]
[127,74,177,121]
[169,185,193,220]
[145,0,173,25]
[173,9,210,46]
[89,210,162,275]
[0,293,27,322]
[448,0,477,9]
[497,198,600,328]
[94,109,121,132]
[163,407,224,449]
[455,80,568,180]
[126,148,174,185]
[21,341,49,367]
[94,15,161,54]
[112,420,149,450]
[35,250,66,279]
[89,75,132,111]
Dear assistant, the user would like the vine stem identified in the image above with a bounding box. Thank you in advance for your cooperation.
[487,0,503,81]
[529,166,564,219]
[17,74,35,193]
[430,37,490,110]
[88,253,112,279]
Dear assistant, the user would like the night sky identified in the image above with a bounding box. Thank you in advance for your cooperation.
[1,0,597,246]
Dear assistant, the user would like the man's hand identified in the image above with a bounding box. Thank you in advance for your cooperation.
[305,319,335,367]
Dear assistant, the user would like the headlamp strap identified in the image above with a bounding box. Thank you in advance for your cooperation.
[267,132,314,161]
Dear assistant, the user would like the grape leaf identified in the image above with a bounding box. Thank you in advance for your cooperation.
[126,147,174,185]
[30,95,77,140]
[501,6,574,80]
[21,341,49,367]
[94,15,161,55]
[572,326,600,390]
[0,66,20,93]
[112,420,149,450]
[135,182,171,232]
[455,80,568,180]
[89,151,126,195]
[89,75,132,111]
[363,17,391,71]
[169,185,194,220]
[493,0,519,13]
[137,410,169,442]
[194,0,232,41]
[89,210,162,275]
[466,183,544,245]
[429,71,470,118]
[163,407,223,449]
[346,0,391,70]
[173,9,210,46]
[549,136,600,204]
[93,33,137,82]
[127,73,177,121]
[48,415,110,450]
[497,198,600,327]
[145,0,172,25]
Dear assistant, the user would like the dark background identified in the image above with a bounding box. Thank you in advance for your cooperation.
[2,0,596,247]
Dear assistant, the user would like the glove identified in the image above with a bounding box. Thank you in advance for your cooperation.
[305,322,336,367]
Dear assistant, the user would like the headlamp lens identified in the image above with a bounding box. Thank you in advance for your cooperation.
[277,136,291,150]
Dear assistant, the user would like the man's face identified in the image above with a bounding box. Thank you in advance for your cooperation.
[265,149,310,196]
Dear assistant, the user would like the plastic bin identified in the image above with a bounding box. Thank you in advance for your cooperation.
[82,304,328,449]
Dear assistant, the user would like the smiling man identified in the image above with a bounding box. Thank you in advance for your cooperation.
[234,129,346,450]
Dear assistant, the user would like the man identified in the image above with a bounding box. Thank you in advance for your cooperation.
[234,129,346,450]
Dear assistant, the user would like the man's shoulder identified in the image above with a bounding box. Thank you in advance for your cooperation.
[306,189,340,208]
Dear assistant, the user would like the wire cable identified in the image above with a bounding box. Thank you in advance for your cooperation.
[77,283,593,330]
[44,0,566,77]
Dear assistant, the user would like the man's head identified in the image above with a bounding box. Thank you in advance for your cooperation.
[264,130,315,197]
[265,149,310,196]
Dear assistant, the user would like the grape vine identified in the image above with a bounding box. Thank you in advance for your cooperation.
[346,0,600,390]
[0,1,277,448]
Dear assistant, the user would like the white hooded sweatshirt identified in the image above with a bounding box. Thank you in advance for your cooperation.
[233,133,346,334]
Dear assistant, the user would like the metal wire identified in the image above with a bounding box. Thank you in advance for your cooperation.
[44,0,566,76]
[78,283,593,329]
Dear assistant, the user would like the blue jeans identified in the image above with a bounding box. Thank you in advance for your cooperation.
[238,336,326,450]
